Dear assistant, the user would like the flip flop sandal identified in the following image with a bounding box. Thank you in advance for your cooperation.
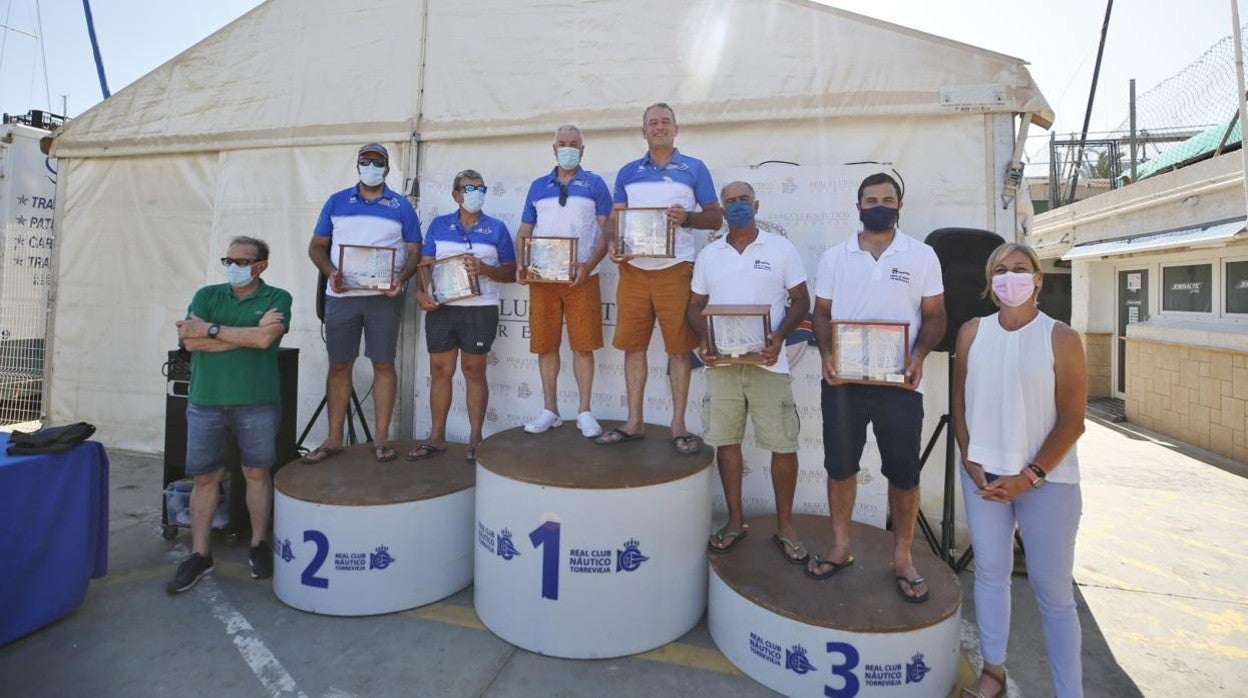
[960,665,1007,698]
[895,575,930,603]
[671,434,702,455]
[804,554,855,580]
[373,444,397,462]
[772,534,811,565]
[594,428,644,446]
[707,526,749,554]
[406,444,446,461]
[465,445,478,463]
[300,445,343,464]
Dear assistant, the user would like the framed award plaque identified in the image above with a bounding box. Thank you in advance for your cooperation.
[338,244,396,291]
[419,254,481,304]
[702,304,772,365]
[616,207,675,258]
[520,236,578,283]
[831,321,909,385]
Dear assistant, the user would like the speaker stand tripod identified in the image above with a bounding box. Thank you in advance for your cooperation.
[296,388,373,453]
[915,353,959,567]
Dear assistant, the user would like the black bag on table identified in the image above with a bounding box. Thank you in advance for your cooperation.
[7,422,97,456]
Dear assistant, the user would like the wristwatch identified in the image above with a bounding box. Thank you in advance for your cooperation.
[207,324,220,339]
[1023,463,1046,488]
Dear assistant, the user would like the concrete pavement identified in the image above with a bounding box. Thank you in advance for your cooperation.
[1,413,1244,696]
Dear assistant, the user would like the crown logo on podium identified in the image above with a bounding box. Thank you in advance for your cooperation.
[785,644,816,675]
[616,538,649,572]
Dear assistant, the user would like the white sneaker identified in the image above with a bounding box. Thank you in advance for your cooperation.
[524,409,563,434]
[577,412,604,438]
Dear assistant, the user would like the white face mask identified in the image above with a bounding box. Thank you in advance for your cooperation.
[556,147,581,170]
[461,190,486,213]
[359,164,385,187]
[224,263,253,287]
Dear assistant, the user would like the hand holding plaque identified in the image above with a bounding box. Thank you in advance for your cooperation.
[616,207,675,258]
[520,236,578,283]
[831,321,909,385]
[702,305,772,365]
[418,254,481,305]
[338,244,396,291]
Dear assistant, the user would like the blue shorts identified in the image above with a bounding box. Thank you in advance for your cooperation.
[821,383,924,489]
[324,294,403,363]
[185,402,281,475]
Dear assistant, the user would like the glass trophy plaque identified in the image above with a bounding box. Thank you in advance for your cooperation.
[419,254,481,304]
[702,304,772,364]
[520,236,578,283]
[616,207,675,258]
[831,321,909,385]
[338,244,396,291]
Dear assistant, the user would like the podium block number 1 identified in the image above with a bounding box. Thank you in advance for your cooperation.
[528,521,561,600]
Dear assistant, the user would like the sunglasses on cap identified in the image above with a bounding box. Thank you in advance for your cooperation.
[358,157,388,167]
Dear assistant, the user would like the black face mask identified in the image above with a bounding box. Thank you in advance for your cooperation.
[859,205,899,232]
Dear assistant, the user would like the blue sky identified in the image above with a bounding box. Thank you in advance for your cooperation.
[0,0,1240,141]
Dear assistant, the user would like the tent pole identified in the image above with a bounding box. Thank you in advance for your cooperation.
[1231,0,1248,219]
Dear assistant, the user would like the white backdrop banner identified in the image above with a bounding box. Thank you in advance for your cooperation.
[415,164,902,527]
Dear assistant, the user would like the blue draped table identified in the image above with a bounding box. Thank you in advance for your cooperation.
[0,432,109,646]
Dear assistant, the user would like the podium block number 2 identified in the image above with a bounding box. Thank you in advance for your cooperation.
[528,521,561,601]
[301,529,330,589]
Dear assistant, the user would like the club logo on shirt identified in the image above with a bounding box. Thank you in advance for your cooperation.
[890,267,911,284]
[753,259,772,272]
[382,197,400,209]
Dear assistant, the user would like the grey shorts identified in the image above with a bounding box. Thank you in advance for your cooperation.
[425,305,499,355]
[324,294,403,363]
[185,402,280,475]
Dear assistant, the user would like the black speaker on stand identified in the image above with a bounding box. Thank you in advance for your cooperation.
[916,228,1004,570]
[295,272,373,452]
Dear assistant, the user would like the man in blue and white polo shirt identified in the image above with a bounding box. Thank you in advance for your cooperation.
[307,142,421,464]
[808,173,946,603]
[688,182,811,564]
[601,103,722,456]
[410,169,516,464]
[516,124,612,439]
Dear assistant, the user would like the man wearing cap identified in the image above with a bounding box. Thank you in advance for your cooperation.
[601,103,722,455]
[516,124,612,439]
[306,143,422,463]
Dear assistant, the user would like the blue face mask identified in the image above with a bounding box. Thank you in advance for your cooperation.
[224,263,253,287]
[859,205,899,232]
[724,200,755,228]
[555,147,581,170]
[359,164,385,187]
[461,190,486,213]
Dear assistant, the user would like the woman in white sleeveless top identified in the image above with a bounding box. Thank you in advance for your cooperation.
[952,243,1087,698]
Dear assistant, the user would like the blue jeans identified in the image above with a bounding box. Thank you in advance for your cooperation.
[185,402,280,474]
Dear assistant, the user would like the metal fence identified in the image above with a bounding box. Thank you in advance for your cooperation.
[0,223,53,428]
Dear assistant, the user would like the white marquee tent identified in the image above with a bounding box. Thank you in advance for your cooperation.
[48,0,1050,522]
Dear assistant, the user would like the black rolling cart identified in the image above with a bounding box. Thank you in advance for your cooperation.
[160,348,299,542]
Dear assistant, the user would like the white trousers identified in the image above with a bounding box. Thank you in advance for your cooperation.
[960,468,1084,698]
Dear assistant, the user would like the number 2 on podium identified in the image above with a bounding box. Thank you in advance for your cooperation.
[528,521,561,600]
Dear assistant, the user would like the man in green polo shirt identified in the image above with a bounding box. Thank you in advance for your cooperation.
[168,236,292,594]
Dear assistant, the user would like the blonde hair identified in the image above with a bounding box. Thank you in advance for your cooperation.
[982,242,1043,306]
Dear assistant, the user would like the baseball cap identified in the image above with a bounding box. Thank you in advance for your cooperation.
[358,143,389,160]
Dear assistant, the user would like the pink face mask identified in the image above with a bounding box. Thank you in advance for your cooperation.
[992,271,1036,307]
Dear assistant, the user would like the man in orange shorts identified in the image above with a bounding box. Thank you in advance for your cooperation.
[600,103,722,454]
[516,124,612,438]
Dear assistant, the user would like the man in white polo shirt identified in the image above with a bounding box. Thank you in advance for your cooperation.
[601,103,722,455]
[516,124,612,439]
[689,181,811,564]
[808,173,946,604]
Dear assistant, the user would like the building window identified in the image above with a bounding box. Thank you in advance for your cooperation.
[1162,263,1213,313]
[1228,260,1248,315]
